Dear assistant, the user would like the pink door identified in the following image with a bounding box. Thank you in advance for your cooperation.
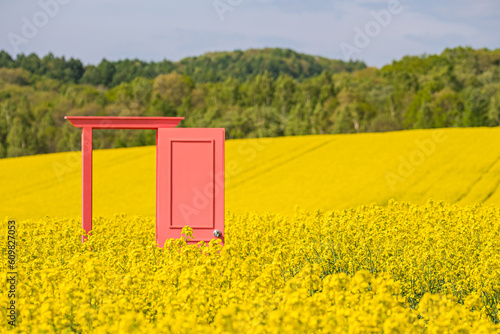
[156,128,225,246]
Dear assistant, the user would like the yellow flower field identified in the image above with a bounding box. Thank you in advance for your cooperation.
[1,127,500,220]
[1,127,500,332]
[1,201,499,333]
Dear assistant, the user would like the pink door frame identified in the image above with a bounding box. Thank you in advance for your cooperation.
[65,116,225,245]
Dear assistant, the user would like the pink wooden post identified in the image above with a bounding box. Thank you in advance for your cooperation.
[65,116,224,247]
[82,126,93,242]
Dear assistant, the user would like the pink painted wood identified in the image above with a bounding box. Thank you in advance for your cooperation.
[65,116,187,245]
[82,127,93,242]
[66,116,184,129]
[156,128,225,246]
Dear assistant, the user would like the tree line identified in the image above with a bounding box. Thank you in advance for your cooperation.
[0,46,499,158]
[0,48,365,87]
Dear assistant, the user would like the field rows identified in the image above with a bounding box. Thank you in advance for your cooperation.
[2,127,500,219]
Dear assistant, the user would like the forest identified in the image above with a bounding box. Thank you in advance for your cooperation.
[0,46,499,158]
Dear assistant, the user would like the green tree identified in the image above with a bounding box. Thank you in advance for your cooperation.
[0,51,13,68]
[487,91,500,126]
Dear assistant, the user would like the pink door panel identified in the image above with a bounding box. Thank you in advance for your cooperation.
[171,139,214,228]
[157,128,225,246]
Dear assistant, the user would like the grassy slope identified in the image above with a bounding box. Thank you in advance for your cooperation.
[2,127,500,220]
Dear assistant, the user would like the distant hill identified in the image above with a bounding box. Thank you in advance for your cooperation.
[175,48,366,82]
[0,48,366,87]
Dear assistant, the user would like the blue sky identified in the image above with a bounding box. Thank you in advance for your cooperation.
[0,0,499,67]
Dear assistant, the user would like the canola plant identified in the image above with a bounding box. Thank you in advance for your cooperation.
[1,200,499,333]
